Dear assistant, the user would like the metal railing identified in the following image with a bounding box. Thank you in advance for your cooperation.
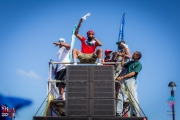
[47,59,122,99]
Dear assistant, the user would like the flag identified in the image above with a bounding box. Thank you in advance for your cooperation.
[69,23,78,62]
[117,13,125,45]
[0,94,32,120]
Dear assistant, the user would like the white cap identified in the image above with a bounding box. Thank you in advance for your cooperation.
[59,38,66,42]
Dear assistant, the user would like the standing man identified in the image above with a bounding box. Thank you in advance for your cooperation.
[113,40,131,78]
[72,18,102,65]
[53,38,70,100]
[116,51,142,117]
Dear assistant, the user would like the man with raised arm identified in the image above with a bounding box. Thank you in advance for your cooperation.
[116,51,142,117]
[72,18,102,65]
[53,38,70,100]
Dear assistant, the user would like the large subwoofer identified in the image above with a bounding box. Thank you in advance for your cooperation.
[66,65,115,117]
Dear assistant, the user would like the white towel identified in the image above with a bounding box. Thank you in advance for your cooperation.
[82,13,91,20]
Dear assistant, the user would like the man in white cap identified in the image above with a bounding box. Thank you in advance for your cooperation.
[112,40,131,116]
[53,38,70,100]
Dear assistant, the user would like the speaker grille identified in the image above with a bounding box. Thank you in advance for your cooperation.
[92,82,115,98]
[67,66,89,82]
[66,99,89,116]
[91,99,115,116]
[66,82,89,98]
[93,66,114,81]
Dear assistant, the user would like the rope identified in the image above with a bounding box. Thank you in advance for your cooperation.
[117,80,146,117]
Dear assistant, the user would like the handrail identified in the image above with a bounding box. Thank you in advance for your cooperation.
[48,59,122,101]
[50,61,122,64]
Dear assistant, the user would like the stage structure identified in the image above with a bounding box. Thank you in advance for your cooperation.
[33,61,147,120]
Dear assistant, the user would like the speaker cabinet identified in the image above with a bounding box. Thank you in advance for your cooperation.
[91,99,115,116]
[92,81,115,98]
[92,66,114,82]
[66,82,89,98]
[66,66,89,82]
[66,99,89,116]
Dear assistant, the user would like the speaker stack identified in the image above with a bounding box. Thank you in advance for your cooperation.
[66,65,115,117]
[33,65,148,120]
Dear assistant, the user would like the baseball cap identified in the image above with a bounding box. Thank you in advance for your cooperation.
[105,49,112,54]
[59,38,66,43]
[87,30,95,35]
[116,40,125,45]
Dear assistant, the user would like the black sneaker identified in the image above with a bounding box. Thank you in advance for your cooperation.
[116,113,122,117]
[132,114,137,117]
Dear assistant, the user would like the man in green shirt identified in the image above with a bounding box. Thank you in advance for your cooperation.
[116,51,142,117]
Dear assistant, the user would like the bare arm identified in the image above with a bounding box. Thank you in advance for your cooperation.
[94,38,102,46]
[75,19,83,40]
[116,71,136,81]
[111,52,117,62]
[121,53,125,67]
[53,42,71,50]
[124,48,131,59]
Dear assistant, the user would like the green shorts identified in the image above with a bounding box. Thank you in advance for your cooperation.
[77,53,97,63]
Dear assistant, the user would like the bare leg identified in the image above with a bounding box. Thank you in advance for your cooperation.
[59,84,65,100]
[95,48,102,59]
[72,49,81,64]
[95,48,102,64]
[72,48,81,59]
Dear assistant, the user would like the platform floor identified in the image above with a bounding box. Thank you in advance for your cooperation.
[33,116,147,120]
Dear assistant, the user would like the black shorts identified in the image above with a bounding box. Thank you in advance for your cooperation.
[55,68,66,87]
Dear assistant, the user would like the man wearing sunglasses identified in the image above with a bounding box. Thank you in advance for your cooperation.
[72,18,102,65]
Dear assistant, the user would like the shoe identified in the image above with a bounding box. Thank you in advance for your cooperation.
[132,114,137,117]
[97,63,102,65]
[116,113,122,117]
[73,63,77,65]
[56,95,62,100]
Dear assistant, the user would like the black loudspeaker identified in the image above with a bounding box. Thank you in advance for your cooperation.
[66,99,89,116]
[66,82,89,98]
[65,65,115,117]
[91,99,116,116]
[66,66,90,82]
[92,66,114,82]
[92,81,115,98]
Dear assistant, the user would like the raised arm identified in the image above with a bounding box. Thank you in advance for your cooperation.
[124,48,131,59]
[93,37,102,46]
[75,19,83,40]
[121,52,125,67]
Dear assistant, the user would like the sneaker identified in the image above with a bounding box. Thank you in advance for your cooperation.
[116,113,122,117]
[132,114,137,117]
[56,95,62,100]
[73,63,77,65]
[97,63,102,65]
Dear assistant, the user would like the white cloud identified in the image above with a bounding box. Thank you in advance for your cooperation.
[18,69,41,80]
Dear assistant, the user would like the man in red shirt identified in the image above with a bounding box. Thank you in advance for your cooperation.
[103,49,113,62]
[72,18,102,65]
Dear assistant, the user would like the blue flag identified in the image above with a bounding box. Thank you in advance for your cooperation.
[0,93,32,120]
[116,13,125,45]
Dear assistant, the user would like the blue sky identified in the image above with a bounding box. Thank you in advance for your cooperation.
[0,0,180,120]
